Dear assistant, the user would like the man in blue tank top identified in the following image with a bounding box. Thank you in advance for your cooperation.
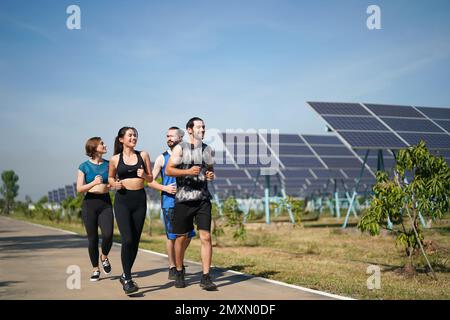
[148,126,196,280]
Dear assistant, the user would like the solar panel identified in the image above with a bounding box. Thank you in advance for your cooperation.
[229,144,272,157]
[52,190,59,203]
[339,131,408,149]
[308,101,450,151]
[234,180,258,186]
[366,158,397,169]
[214,163,237,170]
[221,132,262,145]
[321,157,363,169]
[278,145,313,155]
[281,169,314,178]
[218,130,380,197]
[416,106,450,119]
[280,156,324,168]
[305,178,330,185]
[311,146,354,156]
[284,187,302,195]
[285,185,303,190]
[343,169,376,179]
[398,133,450,149]
[430,149,450,157]
[381,118,444,133]
[245,168,263,178]
[301,135,341,145]
[285,179,305,185]
[214,169,249,179]
[365,103,425,118]
[435,120,450,132]
[308,102,370,116]
[323,116,388,131]
[303,181,329,189]
[58,188,66,202]
[312,169,346,179]
[65,185,75,198]
[233,155,280,168]
[265,134,304,144]
[355,150,395,158]
[213,151,235,166]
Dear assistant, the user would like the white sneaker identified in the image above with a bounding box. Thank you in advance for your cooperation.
[90,270,100,282]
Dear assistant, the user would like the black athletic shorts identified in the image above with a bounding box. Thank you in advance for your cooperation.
[172,200,212,235]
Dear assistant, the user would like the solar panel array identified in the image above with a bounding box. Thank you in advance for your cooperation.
[307,102,450,151]
[211,132,377,198]
[213,107,450,199]
[48,183,77,203]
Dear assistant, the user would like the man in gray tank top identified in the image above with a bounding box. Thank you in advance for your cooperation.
[165,117,217,291]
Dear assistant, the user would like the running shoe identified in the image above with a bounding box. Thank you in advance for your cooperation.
[200,273,217,291]
[90,270,100,282]
[101,258,112,275]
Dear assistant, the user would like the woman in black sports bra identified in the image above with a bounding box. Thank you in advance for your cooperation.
[108,126,153,295]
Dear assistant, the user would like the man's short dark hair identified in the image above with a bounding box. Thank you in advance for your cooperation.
[186,117,204,130]
[168,126,184,137]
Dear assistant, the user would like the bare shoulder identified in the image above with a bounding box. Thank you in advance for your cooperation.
[155,153,164,165]
[109,154,119,164]
[140,150,150,159]
[172,144,183,156]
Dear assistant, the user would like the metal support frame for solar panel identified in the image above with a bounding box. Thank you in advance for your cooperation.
[307,101,450,228]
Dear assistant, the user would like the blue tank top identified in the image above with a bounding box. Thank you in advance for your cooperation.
[161,151,176,209]
[78,160,109,184]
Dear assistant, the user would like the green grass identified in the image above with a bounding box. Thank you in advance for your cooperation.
[7,211,450,300]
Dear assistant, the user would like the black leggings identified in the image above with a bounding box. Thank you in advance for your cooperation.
[114,188,147,280]
[81,193,114,268]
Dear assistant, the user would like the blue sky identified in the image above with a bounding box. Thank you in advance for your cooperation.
[1,0,450,200]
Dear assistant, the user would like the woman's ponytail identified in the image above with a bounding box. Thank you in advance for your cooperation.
[114,135,123,155]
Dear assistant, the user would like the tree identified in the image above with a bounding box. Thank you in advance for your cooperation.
[358,141,450,278]
[37,196,48,205]
[61,193,83,223]
[283,196,304,226]
[223,196,246,241]
[0,170,19,215]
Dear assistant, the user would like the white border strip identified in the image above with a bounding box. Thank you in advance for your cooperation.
[224,268,355,300]
[4,216,355,300]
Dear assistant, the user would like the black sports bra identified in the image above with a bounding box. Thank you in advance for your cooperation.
[117,151,147,180]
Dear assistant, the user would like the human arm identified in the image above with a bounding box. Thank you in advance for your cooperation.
[204,145,215,181]
[76,170,104,194]
[108,155,123,190]
[147,155,177,194]
[165,144,201,177]
[137,151,154,183]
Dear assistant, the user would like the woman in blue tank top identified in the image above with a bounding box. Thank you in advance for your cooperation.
[76,137,114,282]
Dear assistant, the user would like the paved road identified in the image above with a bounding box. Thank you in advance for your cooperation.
[0,216,349,300]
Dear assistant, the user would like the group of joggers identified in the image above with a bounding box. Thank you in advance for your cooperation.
[76,117,217,295]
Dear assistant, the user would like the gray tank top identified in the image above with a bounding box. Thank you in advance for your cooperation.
[175,141,213,203]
